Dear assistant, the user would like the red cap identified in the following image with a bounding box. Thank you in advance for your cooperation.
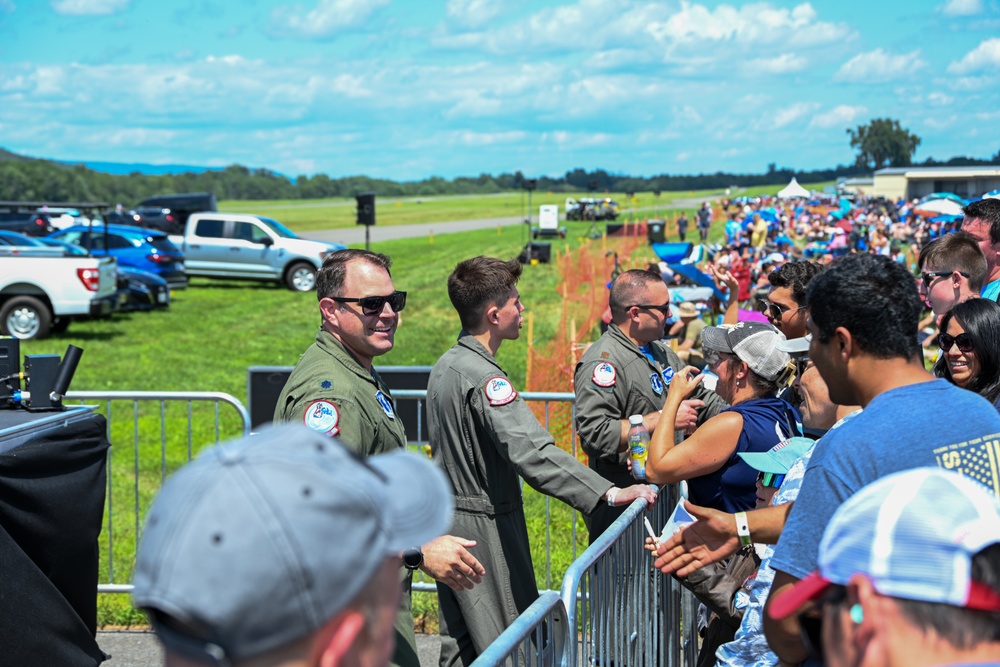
[768,571,833,620]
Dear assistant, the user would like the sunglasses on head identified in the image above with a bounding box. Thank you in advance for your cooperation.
[757,299,805,321]
[757,471,786,488]
[331,290,407,316]
[938,332,974,354]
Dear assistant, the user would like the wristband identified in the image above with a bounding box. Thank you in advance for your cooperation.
[735,511,752,547]
[606,487,619,507]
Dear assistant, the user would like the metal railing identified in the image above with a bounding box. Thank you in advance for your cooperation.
[65,391,251,593]
[471,592,567,667]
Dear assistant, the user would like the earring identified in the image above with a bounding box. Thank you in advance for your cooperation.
[849,604,863,624]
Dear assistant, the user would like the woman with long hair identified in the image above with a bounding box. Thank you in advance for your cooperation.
[933,298,1000,411]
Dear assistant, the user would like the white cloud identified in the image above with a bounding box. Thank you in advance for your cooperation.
[453,130,528,146]
[939,0,983,15]
[926,92,953,106]
[947,37,1000,74]
[771,102,819,129]
[743,53,807,74]
[446,0,504,28]
[808,105,866,128]
[270,0,390,39]
[50,0,127,15]
[834,49,927,83]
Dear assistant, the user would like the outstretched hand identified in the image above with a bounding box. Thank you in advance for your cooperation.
[652,500,741,577]
[710,264,739,300]
[420,535,486,591]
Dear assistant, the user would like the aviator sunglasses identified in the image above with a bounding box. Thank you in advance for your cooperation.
[938,332,974,354]
[757,299,806,321]
[331,291,407,316]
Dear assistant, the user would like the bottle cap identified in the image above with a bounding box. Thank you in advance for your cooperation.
[628,415,643,425]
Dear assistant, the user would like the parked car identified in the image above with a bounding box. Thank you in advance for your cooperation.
[134,206,184,235]
[0,211,57,236]
[47,224,188,289]
[117,266,170,311]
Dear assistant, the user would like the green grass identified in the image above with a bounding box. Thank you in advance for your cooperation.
[19,186,809,627]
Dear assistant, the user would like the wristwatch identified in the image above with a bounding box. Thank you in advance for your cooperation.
[402,547,423,570]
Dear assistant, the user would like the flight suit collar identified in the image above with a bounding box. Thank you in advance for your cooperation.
[315,327,384,388]
[456,331,504,371]
[608,323,665,371]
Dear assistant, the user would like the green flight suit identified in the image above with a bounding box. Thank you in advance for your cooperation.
[273,328,418,667]
[428,333,612,667]
[574,323,728,542]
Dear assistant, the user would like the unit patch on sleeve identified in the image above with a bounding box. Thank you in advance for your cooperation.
[592,362,617,388]
[304,399,340,436]
[484,376,518,406]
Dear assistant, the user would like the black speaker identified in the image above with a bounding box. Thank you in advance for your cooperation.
[648,220,666,244]
[248,365,432,442]
[517,242,551,264]
[0,339,19,406]
[355,192,375,226]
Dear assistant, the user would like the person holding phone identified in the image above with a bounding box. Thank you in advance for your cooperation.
[645,321,801,513]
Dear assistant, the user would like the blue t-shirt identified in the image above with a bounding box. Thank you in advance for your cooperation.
[770,379,1000,580]
[686,396,800,513]
[982,278,1000,302]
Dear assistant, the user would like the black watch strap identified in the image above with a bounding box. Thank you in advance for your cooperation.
[402,547,423,570]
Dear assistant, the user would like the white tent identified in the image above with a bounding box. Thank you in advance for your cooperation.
[777,177,810,199]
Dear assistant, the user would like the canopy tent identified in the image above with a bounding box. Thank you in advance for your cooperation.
[777,178,810,199]
[915,199,965,216]
[920,193,968,205]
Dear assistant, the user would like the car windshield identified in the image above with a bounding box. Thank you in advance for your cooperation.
[147,236,181,254]
[257,216,298,239]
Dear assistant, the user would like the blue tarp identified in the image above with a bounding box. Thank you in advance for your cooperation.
[668,263,726,299]
[651,242,694,263]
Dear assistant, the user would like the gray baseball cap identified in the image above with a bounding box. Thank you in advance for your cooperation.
[133,423,453,663]
[701,321,791,381]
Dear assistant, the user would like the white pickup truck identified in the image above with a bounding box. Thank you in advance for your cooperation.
[169,213,346,291]
[0,248,118,339]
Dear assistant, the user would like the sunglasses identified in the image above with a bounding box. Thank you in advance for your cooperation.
[757,299,806,321]
[629,303,672,315]
[938,332,974,354]
[795,356,812,377]
[798,585,848,662]
[757,471,786,488]
[331,291,407,316]
[920,270,968,288]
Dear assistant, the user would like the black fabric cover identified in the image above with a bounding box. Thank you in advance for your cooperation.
[0,412,110,666]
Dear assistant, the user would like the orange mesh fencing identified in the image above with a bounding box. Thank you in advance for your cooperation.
[524,224,647,463]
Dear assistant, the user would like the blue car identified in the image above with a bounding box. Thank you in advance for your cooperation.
[48,224,187,289]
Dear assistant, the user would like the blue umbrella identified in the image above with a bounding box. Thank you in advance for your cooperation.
[651,242,694,264]
[920,193,968,205]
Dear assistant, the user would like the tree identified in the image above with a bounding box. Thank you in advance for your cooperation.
[847,118,921,170]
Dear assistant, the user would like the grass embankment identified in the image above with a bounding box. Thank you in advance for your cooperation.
[22,185,815,627]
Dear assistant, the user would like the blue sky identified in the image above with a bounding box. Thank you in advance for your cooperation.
[1,0,998,181]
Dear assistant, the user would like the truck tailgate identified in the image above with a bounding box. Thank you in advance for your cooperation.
[97,257,118,299]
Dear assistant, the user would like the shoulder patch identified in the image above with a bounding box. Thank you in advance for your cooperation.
[484,376,518,407]
[592,362,617,388]
[304,399,340,436]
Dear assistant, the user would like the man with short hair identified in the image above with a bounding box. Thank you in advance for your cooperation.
[769,468,1000,667]
[133,424,454,667]
[961,197,1000,301]
[762,253,1000,663]
[575,269,726,542]
[916,231,986,319]
[760,261,824,339]
[274,249,484,667]
[428,256,657,666]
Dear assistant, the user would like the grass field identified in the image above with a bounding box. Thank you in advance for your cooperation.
[19,184,824,628]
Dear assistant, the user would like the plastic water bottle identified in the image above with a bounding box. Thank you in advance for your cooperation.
[628,415,649,481]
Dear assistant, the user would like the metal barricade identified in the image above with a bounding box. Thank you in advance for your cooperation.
[64,391,251,594]
[471,592,568,667]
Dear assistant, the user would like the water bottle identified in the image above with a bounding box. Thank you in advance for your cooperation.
[627,415,649,481]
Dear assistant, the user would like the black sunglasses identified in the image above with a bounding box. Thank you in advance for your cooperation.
[939,332,974,354]
[795,356,812,376]
[757,299,805,321]
[757,471,786,488]
[629,303,672,315]
[920,270,968,288]
[797,585,848,662]
[331,291,407,316]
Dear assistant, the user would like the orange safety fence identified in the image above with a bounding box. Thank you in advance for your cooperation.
[524,224,647,463]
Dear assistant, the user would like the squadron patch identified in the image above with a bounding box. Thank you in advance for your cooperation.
[662,367,675,386]
[484,376,517,406]
[650,372,663,395]
[375,390,396,419]
[592,362,617,388]
[304,399,340,436]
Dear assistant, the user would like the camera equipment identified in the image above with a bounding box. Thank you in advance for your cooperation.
[0,343,84,412]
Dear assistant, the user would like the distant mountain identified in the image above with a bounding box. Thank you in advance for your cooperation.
[0,147,222,175]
